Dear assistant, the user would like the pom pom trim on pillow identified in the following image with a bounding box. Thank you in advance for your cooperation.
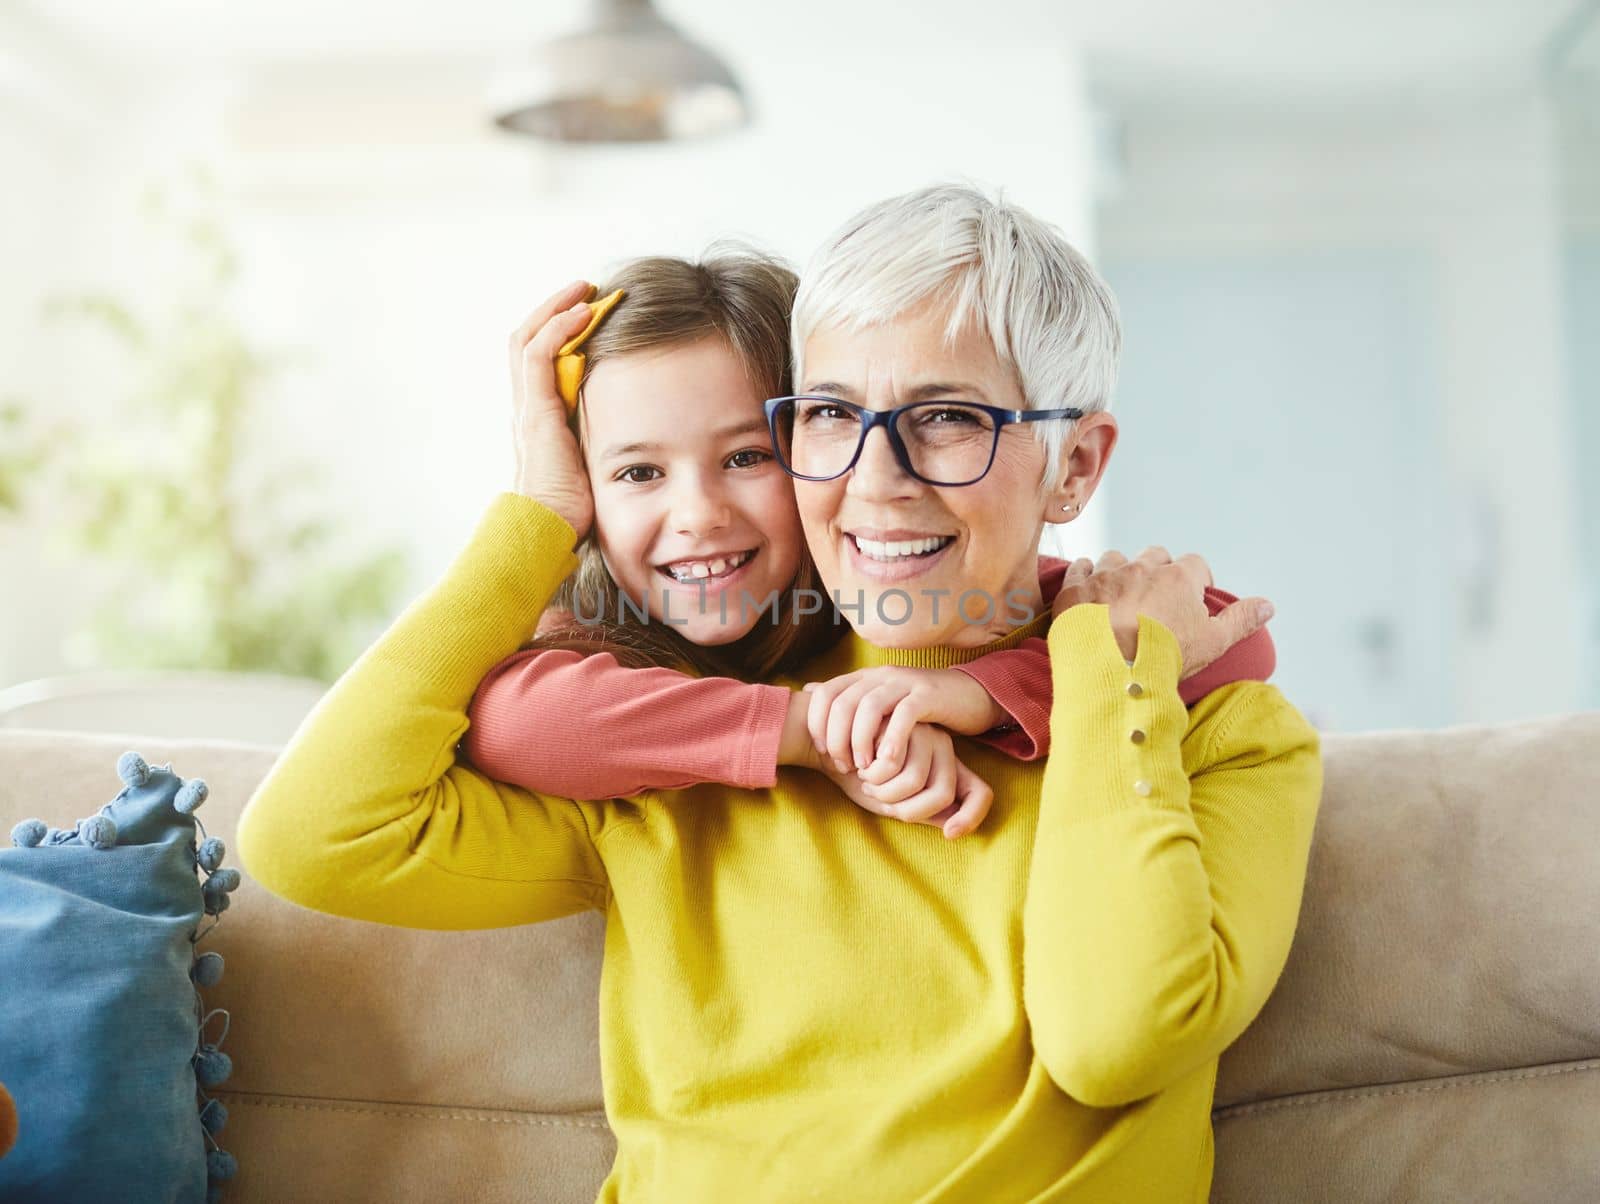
[8,750,243,1200]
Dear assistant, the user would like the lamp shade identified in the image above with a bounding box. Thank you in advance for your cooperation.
[493,0,748,143]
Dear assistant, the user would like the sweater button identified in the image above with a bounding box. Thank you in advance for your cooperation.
[1129,728,1147,745]
[1127,681,1144,698]
[1133,779,1153,797]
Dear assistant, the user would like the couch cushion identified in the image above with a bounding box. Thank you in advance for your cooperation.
[1213,711,1600,1200]
[0,750,240,1203]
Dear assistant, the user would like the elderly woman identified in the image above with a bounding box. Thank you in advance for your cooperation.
[239,185,1321,1203]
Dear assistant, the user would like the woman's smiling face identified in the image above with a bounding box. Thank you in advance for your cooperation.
[794,298,1058,649]
[580,335,805,646]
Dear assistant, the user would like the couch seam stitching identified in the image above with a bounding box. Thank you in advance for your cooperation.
[212,1092,612,1129]
[1213,1059,1600,1120]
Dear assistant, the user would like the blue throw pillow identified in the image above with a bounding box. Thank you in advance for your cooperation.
[0,752,241,1204]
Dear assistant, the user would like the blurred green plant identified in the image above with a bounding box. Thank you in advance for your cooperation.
[42,171,407,682]
[0,400,50,516]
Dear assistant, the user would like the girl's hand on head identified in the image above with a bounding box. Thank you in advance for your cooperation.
[1050,547,1275,677]
[801,666,1006,779]
[508,282,601,538]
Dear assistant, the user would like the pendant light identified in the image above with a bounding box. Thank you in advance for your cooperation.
[493,0,748,143]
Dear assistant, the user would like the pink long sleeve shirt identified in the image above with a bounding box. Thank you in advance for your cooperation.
[463,555,1276,799]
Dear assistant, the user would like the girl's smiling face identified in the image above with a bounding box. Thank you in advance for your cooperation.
[580,335,805,646]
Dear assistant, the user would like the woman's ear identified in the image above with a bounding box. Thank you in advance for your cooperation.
[1041,411,1118,523]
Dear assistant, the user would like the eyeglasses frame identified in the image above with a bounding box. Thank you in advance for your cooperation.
[762,394,1085,487]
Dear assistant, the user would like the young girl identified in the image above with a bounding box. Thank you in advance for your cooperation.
[463,252,1276,836]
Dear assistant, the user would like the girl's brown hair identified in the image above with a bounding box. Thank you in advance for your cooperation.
[527,246,841,681]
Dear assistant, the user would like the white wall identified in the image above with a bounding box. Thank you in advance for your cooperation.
[1099,91,1584,726]
[0,18,1102,687]
[0,41,112,684]
[1559,81,1600,711]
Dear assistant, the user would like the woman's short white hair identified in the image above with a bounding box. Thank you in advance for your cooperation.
[792,183,1120,493]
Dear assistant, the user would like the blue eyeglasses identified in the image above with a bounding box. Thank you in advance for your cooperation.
[763,395,1084,487]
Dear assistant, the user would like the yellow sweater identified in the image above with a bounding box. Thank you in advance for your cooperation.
[238,493,1323,1203]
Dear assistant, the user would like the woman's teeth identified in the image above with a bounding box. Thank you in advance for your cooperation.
[662,549,756,583]
[851,534,954,561]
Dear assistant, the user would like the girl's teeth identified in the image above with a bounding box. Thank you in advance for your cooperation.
[666,550,753,582]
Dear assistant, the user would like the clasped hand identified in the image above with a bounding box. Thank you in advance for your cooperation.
[1050,548,1272,675]
[800,547,1274,840]
[799,666,1004,840]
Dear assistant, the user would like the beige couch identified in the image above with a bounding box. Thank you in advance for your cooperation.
[3,716,1598,1202]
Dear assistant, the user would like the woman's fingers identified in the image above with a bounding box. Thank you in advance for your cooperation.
[508,283,598,440]
[1094,546,1256,676]
[1053,557,1097,615]
[1095,549,1128,571]
[521,302,599,411]
[526,300,597,362]
[1058,557,1096,593]
[1209,594,1275,654]
[509,283,593,410]
[509,281,593,358]
[1175,551,1214,588]
[504,284,604,535]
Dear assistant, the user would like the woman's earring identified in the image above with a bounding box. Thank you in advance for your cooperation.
[1061,501,1080,514]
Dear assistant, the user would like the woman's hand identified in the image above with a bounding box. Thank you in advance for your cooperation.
[818,722,994,840]
[509,282,601,538]
[800,666,1005,778]
[1051,547,1274,677]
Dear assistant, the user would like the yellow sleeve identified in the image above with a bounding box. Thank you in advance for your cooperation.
[1022,603,1323,1108]
[236,493,615,930]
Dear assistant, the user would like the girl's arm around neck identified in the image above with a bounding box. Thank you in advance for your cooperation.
[464,647,796,797]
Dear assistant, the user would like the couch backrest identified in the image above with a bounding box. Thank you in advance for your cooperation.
[1210,712,1600,1202]
[2,716,1597,1203]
